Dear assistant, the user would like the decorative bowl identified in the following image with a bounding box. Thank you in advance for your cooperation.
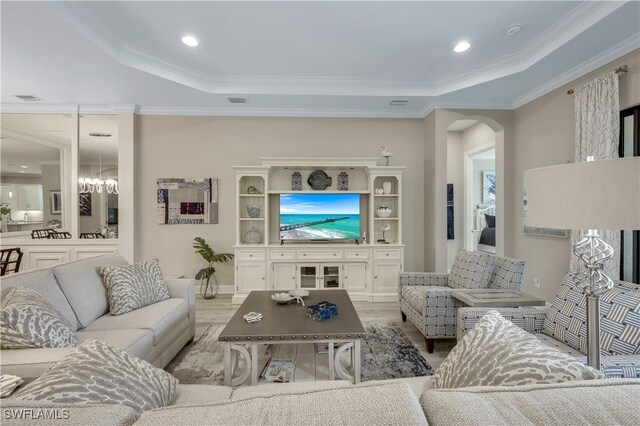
[376,205,392,218]
[289,289,310,298]
[271,293,294,304]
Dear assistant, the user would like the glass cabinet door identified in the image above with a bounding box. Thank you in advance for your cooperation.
[322,265,341,288]
[299,265,318,289]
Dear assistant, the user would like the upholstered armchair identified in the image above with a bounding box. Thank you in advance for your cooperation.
[399,249,525,353]
[457,274,640,378]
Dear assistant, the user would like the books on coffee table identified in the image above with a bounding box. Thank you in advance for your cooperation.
[263,359,295,383]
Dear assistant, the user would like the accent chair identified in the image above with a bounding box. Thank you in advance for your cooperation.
[399,249,525,353]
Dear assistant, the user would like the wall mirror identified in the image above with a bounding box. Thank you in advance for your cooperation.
[0,113,71,237]
[78,114,118,239]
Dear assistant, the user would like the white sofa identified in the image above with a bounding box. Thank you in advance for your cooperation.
[3,377,639,425]
[0,255,196,382]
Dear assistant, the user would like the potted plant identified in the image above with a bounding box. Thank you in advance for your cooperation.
[193,237,234,299]
[0,204,11,233]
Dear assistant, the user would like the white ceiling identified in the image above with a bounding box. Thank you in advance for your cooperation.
[1,1,638,117]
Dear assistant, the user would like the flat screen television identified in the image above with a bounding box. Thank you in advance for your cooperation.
[280,193,360,241]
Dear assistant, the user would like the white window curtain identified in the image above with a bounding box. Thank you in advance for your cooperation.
[570,71,620,279]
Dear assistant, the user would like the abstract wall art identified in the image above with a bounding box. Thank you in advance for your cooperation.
[482,170,496,204]
[157,178,219,225]
[447,183,454,240]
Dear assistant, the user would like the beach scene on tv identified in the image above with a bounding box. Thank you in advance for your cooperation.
[280,194,360,240]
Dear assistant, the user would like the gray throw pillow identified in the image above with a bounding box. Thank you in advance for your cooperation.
[1,286,78,349]
[12,339,178,413]
[448,249,493,289]
[99,258,170,315]
[430,310,604,389]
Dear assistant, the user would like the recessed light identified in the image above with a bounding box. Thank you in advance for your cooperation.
[506,23,523,36]
[19,171,26,174]
[20,165,27,169]
[181,35,199,47]
[453,41,471,53]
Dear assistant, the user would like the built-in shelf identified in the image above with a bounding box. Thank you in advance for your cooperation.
[239,194,266,197]
[267,190,370,194]
[239,218,265,221]
[373,194,398,197]
[374,217,399,220]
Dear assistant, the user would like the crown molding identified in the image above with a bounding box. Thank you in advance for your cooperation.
[0,104,79,114]
[48,1,624,98]
[512,33,640,109]
[135,106,426,119]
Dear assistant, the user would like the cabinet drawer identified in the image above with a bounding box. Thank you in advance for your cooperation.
[236,250,266,261]
[297,250,343,260]
[270,249,296,260]
[344,249,369,260]
[374,249,401,260]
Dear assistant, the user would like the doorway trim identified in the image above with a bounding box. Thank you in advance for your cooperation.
[463,143,496,251]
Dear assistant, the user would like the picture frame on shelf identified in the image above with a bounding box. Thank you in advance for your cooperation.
[51,191,62,214]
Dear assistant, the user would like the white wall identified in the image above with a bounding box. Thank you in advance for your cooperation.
[512,49,640,301]
[136,116,425,289]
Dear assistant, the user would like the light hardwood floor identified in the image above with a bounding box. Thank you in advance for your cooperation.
[168,294,455,373]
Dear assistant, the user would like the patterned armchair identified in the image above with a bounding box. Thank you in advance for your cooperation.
[457,274,640,378]
[399,249,525,353]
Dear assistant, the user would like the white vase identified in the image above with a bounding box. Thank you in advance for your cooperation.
[382,181,392,194]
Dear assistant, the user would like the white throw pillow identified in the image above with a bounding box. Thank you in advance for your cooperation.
[12,339,178,413]
[98,258,170,315]
[0,286,78,349]
[430,310,605,389]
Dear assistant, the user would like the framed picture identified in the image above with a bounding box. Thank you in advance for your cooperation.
[51,191,62,214]
[79,193,92,216]
[156,178,218,224]
[482,171,496,204]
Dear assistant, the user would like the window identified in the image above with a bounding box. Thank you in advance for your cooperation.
[619,105,639,283]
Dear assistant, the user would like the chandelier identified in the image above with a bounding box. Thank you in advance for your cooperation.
[78,132,119,194]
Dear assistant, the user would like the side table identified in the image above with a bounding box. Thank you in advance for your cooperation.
[450,289,546,308]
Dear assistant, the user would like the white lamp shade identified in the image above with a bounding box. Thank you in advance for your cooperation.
[524,157,640,230]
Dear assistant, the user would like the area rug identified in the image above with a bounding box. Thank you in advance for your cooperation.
[167,322,433,385]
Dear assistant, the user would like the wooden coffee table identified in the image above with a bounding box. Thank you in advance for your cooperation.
[219,289,365,386]
[450,289,546,308]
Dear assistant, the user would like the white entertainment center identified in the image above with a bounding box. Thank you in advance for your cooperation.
[232,157,405,304]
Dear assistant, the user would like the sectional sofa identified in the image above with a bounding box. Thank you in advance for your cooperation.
[0,255,196,382]
[3,376,639,425]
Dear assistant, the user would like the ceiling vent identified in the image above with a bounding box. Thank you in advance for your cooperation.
[228,97,248,104]
[15,95,42,101]
[89,132,112,138]
[389,100,409,106]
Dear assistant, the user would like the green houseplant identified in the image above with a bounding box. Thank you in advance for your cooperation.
[193,237,233,299]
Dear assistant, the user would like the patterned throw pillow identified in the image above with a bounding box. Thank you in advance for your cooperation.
[448,249,493,289]
[543,273,640,356]
[430,310,604,389]
[0,286,78,349]
[99,258,170,315]
[12,339,178,413]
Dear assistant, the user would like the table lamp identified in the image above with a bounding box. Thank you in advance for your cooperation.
[524,157,640,369]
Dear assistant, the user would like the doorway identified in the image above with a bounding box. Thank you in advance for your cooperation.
[446,120,497,270]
